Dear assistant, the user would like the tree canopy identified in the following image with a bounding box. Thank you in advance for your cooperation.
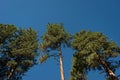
[40,23,71,51]
[0,24,38,80]
[0,23,120,80]
[70,30,120,80]
[39,23,71,62]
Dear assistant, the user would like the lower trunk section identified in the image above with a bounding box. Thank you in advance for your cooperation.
[7,67,15,80]
[59,53,65,80]
[99,57,118,80]
[58,43,65,80]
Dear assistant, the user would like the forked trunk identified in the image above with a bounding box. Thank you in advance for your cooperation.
[99,57,118,80]
[58,43,65,80]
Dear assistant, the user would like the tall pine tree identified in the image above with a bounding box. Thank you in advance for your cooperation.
[0,24,38,80]
[70,30,120,80]
[40,23,71,80]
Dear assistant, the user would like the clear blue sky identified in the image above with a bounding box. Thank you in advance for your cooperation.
[0,0,120,80]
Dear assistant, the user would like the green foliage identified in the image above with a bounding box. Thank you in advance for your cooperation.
[7,60,17,67]
[0,24,38,80]
[0,24,17,46]
[8,28,38,58]
[70,30,120,80]
[40,23,72,51]
[70,53,88,80]
[40,23,72,60]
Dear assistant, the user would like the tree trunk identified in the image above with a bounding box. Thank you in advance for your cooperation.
[7,67,15,80]
[99,57,118,80]
[58,43,65,80]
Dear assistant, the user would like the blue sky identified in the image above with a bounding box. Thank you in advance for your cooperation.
[0,0,120,80]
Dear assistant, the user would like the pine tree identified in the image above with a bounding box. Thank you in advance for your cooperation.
[0,24,38,80]
[40,23,71,80]
[70,30,120,80]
